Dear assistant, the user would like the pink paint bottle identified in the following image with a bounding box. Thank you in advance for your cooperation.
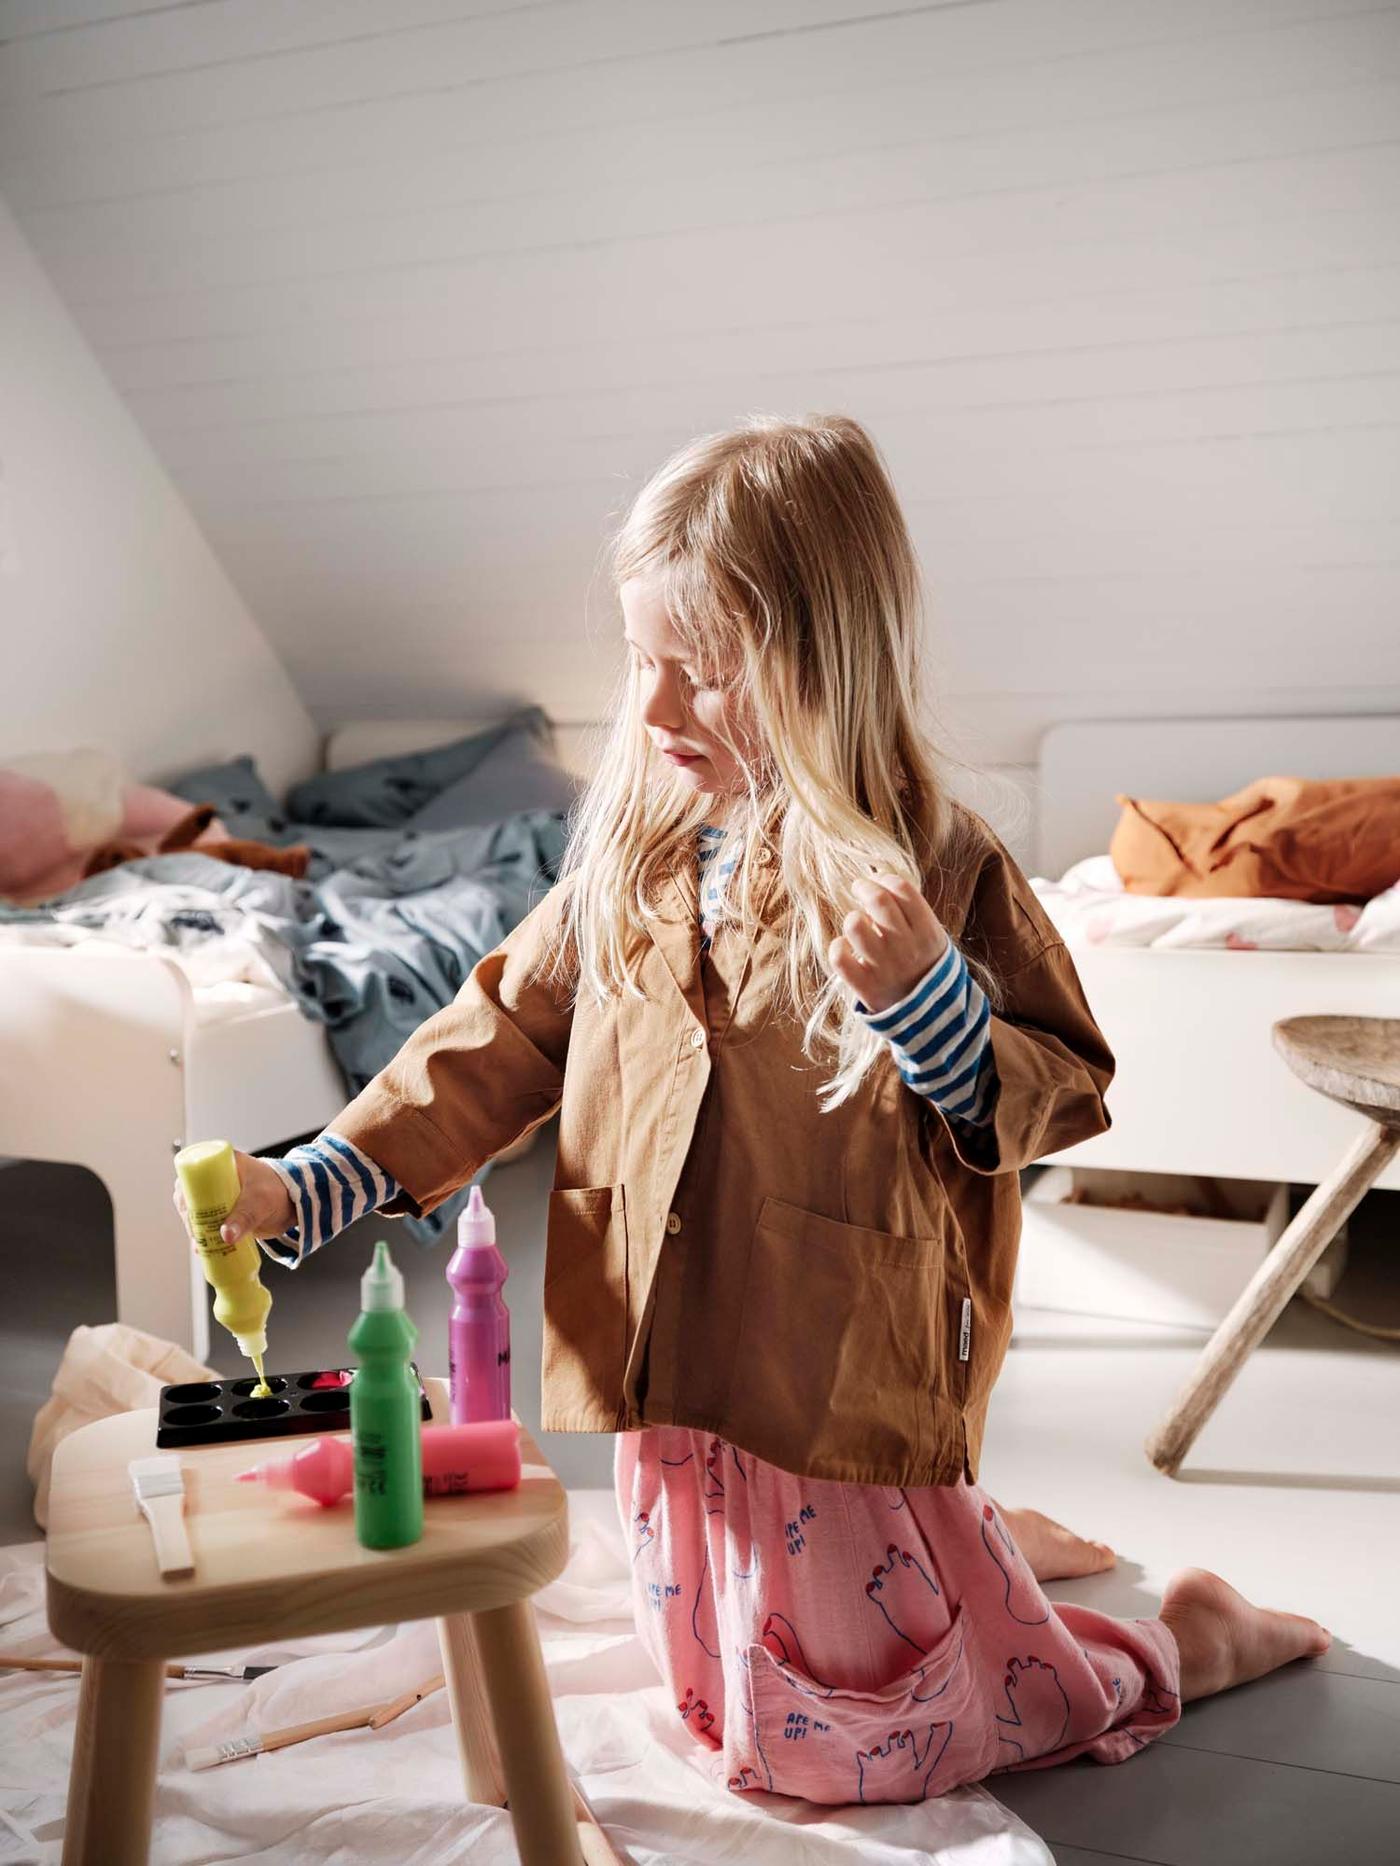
[446,1183,511,1425]
[235,1420,521,1506]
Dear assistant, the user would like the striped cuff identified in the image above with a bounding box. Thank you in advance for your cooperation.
[255,1132,400,1267]
[855,937,997,1125]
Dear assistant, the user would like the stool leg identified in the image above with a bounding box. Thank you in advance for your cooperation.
[470,1600,584,1866]
[62,1656,164,1866]
[1146,1119,1400,1476]
[436,1613,506,1805]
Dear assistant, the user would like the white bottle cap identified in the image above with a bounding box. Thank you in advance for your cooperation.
[456,1183,496,1249]
[360,1239,405,1312]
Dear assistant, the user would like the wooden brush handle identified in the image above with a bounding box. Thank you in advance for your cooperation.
[260,1702,383,1752]
[369,1672,446,1729]
[0,1655,186,1677]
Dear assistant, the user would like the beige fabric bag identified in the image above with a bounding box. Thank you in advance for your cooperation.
[26,1323,216,1529]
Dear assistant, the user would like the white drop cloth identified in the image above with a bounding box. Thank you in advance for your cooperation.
[0,1495,1052,1865]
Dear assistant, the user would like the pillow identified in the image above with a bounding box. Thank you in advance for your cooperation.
[165,753,291,842]
[0,749,126,899]
[0,749,241,904]
[286,705,561,829]
[408,718,580,833]
[1109,775,1400,903]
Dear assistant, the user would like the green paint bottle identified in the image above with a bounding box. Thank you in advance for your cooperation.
[349,1240,424,1550]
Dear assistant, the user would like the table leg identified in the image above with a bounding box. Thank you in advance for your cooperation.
[436,1613,506,1805]
[1146,1119,1400,1476]
[62,1656,164,1866]
[470,1600,585,1866]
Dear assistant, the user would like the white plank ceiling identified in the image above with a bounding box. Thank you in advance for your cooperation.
[2,0,1398,761]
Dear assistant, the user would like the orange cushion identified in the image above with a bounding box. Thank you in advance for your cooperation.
[1109,775,1400,903]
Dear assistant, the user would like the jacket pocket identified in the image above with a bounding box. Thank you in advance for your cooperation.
[542,1183,629,1421]
[725,1195,944,1476]
[732,1598,994,1802]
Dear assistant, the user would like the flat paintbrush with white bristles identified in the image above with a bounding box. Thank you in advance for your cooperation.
[128,1455,195,1578]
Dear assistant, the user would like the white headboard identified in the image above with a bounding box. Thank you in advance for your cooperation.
[1037,715,1400,878]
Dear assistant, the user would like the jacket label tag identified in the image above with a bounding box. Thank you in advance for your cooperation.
[958,1298,972,1362]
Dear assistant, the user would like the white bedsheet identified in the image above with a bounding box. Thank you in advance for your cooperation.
[0,1495,1050,1866]
[0,924,289,1024]
[1032,855,1400,953]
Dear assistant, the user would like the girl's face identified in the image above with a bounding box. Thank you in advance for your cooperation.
[621,575,758,801]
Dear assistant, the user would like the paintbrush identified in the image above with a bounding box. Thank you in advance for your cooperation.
[0,1655,282,1681]
[129,1454,194,1578]
[185,1673,448,1769]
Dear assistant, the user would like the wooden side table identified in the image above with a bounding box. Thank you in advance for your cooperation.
[46,1379,612,1865]
[1146,1015,1400,1476]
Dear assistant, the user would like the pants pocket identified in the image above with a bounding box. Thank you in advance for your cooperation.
[728,1598,995,1804]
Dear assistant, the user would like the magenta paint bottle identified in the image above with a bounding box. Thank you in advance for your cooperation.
[446,1183,511,1424]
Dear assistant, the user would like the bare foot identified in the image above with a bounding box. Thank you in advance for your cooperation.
[1159,1567,1331,1703]
[991,1500,1117,1582]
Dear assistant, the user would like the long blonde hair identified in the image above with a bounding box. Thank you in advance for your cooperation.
[533,413,996,1112]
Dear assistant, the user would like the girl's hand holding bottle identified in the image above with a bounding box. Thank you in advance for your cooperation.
[828,872,949,1015]
[171,1147,293,1248]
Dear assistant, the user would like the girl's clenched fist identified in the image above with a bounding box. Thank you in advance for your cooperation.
[828,872,948,1016]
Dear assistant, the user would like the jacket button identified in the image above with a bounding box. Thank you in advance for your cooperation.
[689,1028,706,1049]
[665,1212,682,1234]
[756,847,773,865]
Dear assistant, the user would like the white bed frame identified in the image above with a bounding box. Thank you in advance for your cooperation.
[1033,714,1400,1193]
[0,719,599,1360]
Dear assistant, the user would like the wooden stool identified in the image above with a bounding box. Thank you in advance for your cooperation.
[1146,1016,1400,1476]
[46,1379,619,1865]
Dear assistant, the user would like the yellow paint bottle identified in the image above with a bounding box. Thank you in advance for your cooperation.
[175,1139,273,1392]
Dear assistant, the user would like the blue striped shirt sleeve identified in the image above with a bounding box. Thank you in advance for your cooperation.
[854,937,998,1127]
[256,1133,401,1267]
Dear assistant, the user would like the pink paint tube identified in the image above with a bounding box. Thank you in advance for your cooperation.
[235,1419,520,1507]
[446,1183,511,1425]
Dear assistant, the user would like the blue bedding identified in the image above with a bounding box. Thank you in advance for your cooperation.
[1,807,569,1244]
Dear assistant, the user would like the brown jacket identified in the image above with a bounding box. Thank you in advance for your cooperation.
[330,805,1114,1487]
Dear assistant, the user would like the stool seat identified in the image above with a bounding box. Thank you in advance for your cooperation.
[45,1378,609,1864]
[46,1380,566,1662]
[1273,1015,1400,1128]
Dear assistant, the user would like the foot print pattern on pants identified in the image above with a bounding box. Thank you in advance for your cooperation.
[994,1656,1071,1763]
[614,1425,1183,1804]
[980,1503,1050,1625]
[857,1721,955,1803]
[704,1436,748,1504]
[678,1685,719,1746]
[692,1538,721,1658]
[631,1506,655,1562]
[866,1542,945,1653]
[761,1611,835,1692]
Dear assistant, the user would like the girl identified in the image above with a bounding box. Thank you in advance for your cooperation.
[188,415,1329,1805]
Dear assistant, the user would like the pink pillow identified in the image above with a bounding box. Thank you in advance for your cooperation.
[0,751,222,904]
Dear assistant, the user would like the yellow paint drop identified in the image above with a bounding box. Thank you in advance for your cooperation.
[251,1353,272,1400]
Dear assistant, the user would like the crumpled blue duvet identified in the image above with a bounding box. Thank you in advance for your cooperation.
[0,809,569,1243]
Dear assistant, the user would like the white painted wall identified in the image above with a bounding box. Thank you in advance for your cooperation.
[1,0,1397,818]
[0,194,317,794]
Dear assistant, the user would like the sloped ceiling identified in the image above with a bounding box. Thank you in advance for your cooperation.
[2,0,1398,755]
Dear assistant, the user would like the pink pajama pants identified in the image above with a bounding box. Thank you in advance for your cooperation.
[615,1425,1181,1805]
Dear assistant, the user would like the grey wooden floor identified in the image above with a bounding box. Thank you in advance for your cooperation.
[983,1188,1400,1866]
[3,1150,1397,1865]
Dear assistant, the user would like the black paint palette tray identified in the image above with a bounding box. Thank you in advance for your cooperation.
[155,1366,431,1449]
